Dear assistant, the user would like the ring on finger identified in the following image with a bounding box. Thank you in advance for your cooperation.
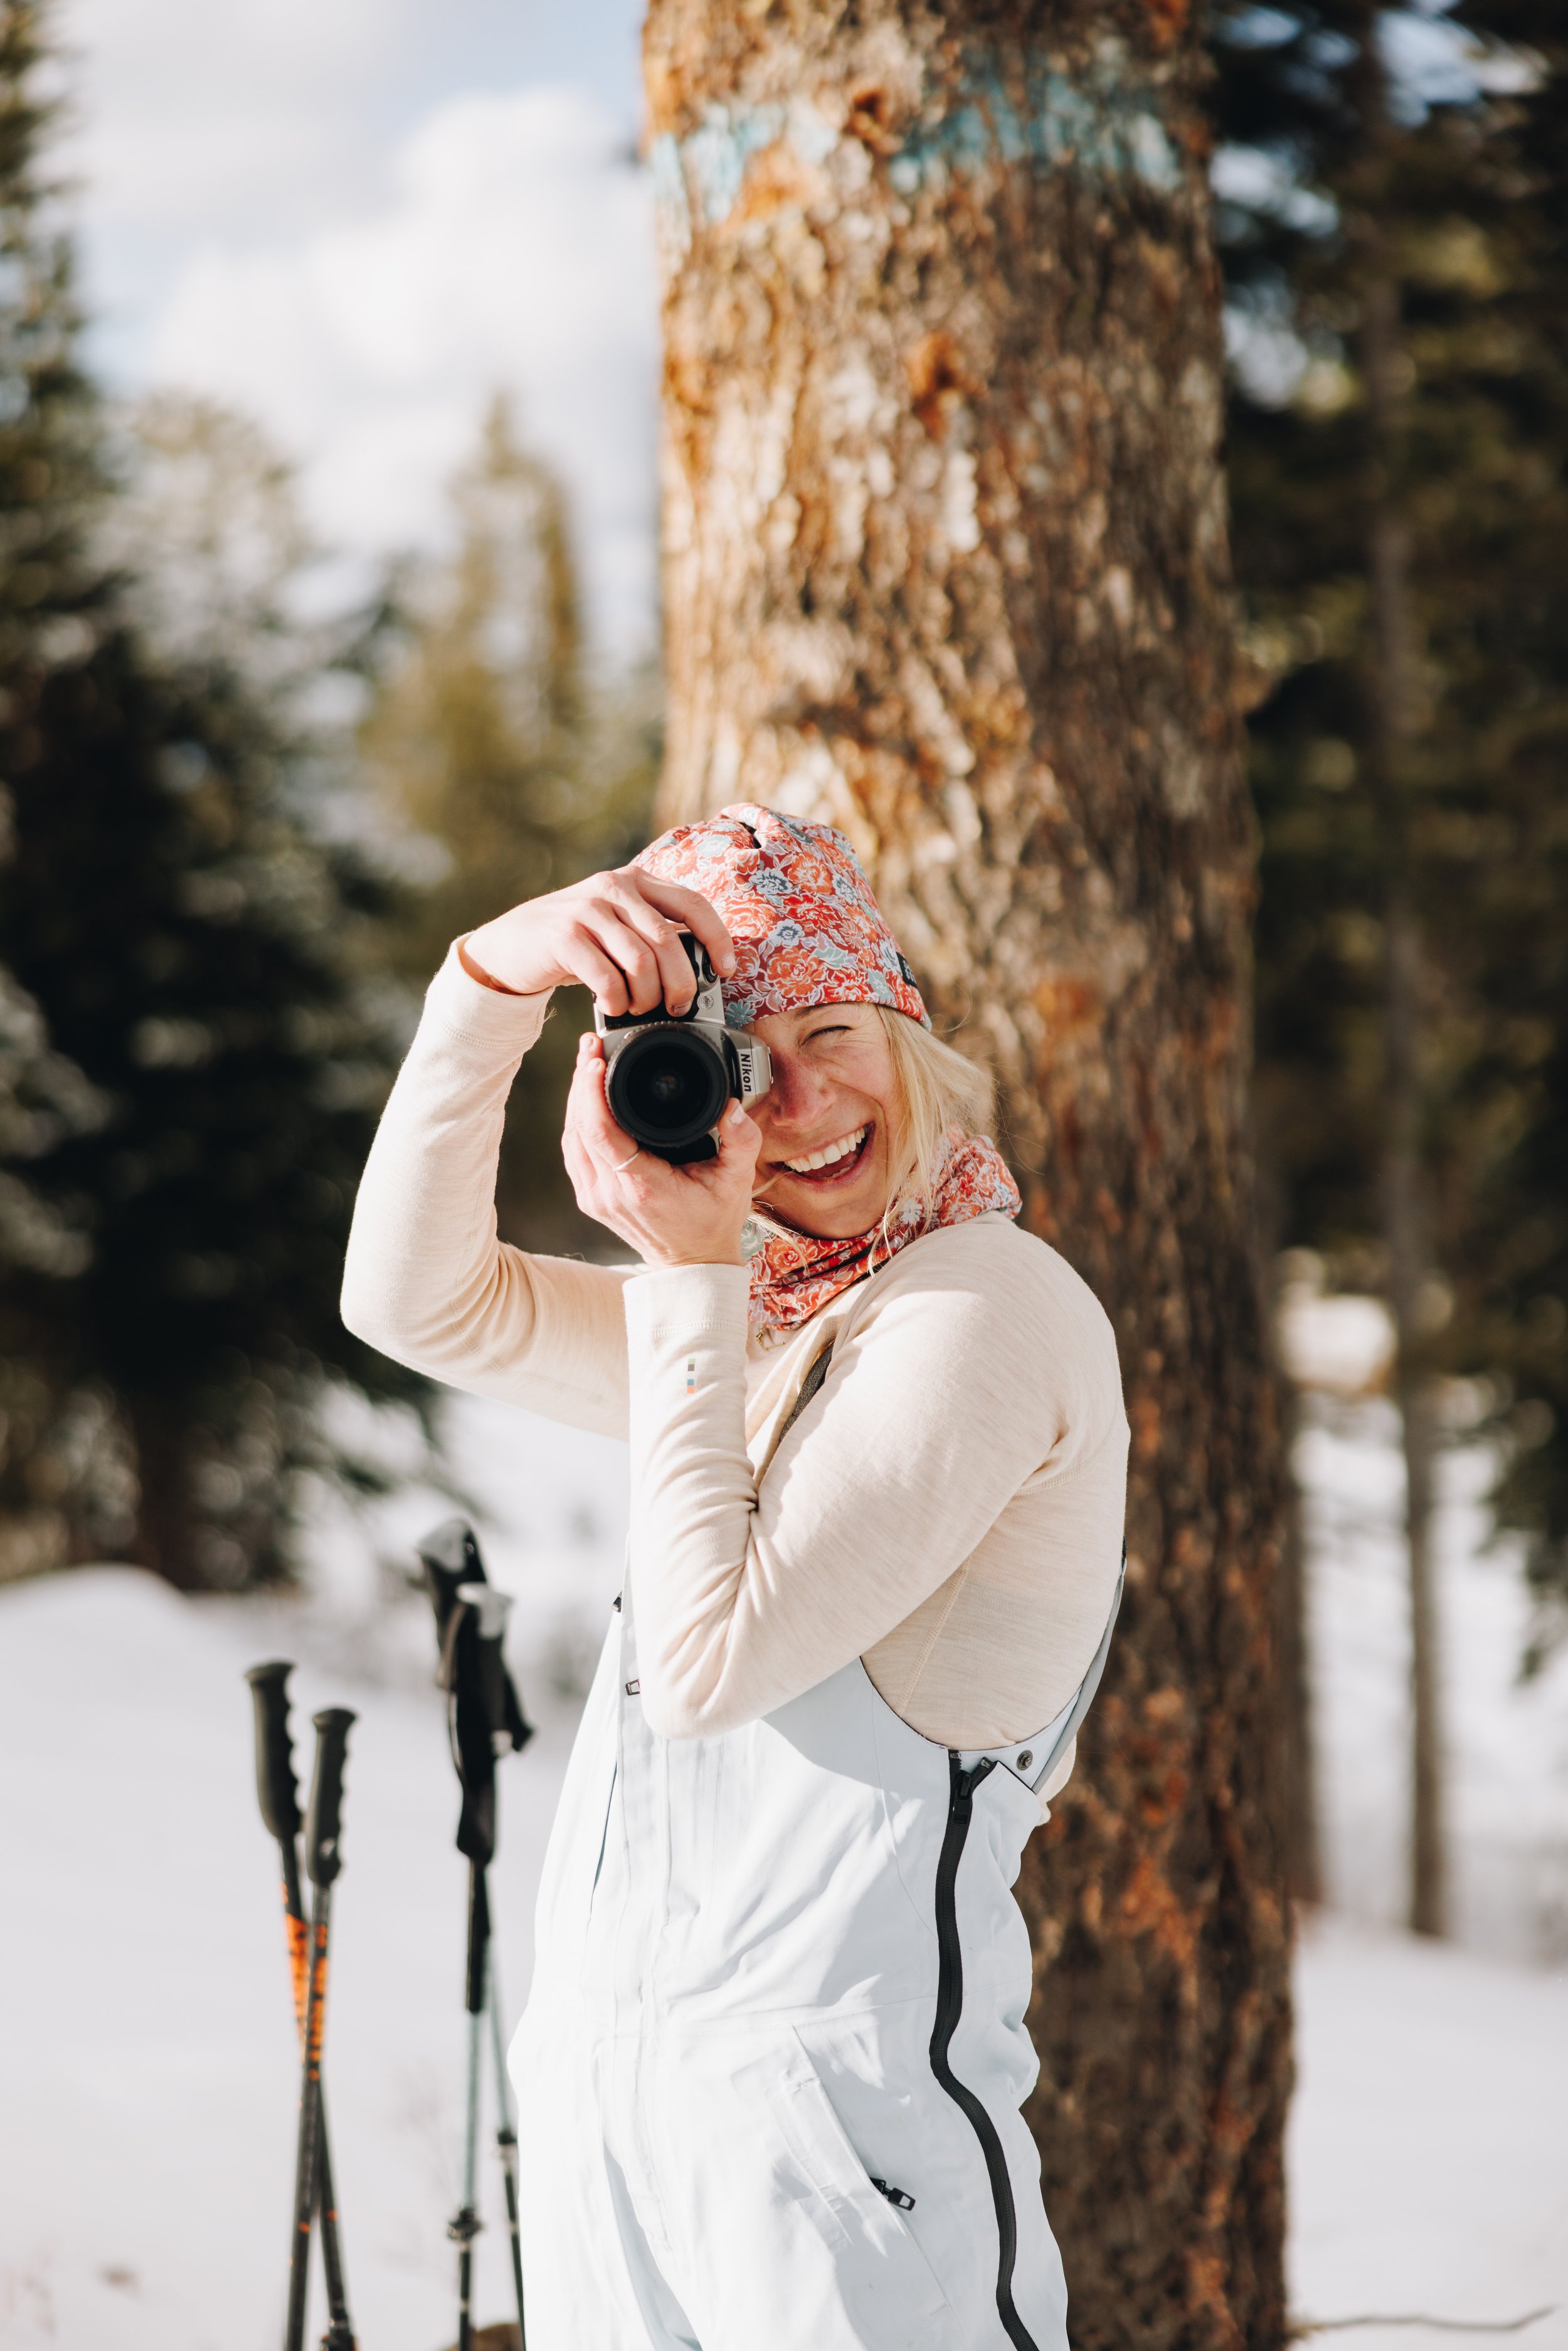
[613,1149,642,1172]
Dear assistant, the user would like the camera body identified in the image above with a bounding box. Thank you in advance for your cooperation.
[595,936,772,1164]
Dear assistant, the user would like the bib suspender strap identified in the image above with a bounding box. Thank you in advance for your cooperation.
[1017,1541,1126,1793]
[776,1335,834,1447]
[780,1335,1125,1795]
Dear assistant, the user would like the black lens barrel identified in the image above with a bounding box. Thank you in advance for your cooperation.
[606,1023,732,1155]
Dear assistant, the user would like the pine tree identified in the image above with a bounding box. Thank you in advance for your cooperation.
[0,1,431,1586]
[360,396,658,1251]
[0,965,109,1578]
[0,0,98,671]
[1212,2,1568,1918]
[0,0,119,1579]
[0,393,430,1583]
[1434,1,1568,1653]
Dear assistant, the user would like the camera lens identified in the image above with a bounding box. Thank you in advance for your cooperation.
[608,1026,729,1154]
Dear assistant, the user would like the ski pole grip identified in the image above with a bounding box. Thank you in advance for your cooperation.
[245,1661,301,1845]
[306,1709,356,1888]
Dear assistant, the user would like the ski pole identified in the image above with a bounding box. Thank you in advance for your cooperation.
[419,1520,531,2351]
[246,1664,356,2351]
[450,1865,487,2351]
[285,1707,356,2351]
[487,1951,526,2339]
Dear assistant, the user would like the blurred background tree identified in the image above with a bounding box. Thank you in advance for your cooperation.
[0,0,128,1579]
[0,1,665,1588]
[0,388,435,1587]
[0,0,428,1588]
[1214,0,1568,1931]
[359,393,659,1253]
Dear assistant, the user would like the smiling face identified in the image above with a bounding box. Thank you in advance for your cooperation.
[746,1002,903,1240]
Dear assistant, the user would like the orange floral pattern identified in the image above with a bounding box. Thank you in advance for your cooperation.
[635,803,931,1029]
[747,1129,1022,1337]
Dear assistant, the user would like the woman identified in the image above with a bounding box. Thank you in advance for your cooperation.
[342,804,1128,2351]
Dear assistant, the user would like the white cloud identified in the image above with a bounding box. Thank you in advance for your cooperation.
[59,0,416,230]
[143,85,659,657]
[55,0,656,655]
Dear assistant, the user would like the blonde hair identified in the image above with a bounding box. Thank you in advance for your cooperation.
[876,1005,996,1230]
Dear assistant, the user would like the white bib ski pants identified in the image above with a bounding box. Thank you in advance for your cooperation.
[511,1559,1122,2351]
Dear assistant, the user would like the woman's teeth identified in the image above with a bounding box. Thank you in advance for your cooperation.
[782,1125,867,1176]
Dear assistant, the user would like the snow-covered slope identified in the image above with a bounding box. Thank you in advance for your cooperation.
[1,1393,1563,2346]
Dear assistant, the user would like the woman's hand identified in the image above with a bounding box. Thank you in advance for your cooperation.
[563,1033,762,1268]
[463,864,735,1014]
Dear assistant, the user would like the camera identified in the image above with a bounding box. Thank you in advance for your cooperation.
[595,935,773,1164]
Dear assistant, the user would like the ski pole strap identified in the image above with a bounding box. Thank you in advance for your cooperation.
[420,1515,486,1595]
[245,1660,302,1845]
[457,1581,509,1642]
[306,1711,356,1889]
[458,1581,532,1757]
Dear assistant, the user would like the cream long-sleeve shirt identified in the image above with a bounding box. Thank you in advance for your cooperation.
[341,947,1130,1805]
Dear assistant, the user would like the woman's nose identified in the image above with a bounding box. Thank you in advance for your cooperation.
[764,1050,831,1131]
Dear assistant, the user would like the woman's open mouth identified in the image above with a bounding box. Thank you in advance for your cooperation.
[774,1123,872,1185]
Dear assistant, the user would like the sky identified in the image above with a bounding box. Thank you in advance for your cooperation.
[54,3,1505,667]
[58,0,659,656]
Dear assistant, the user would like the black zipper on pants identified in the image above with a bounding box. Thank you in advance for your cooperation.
[930,1753,1041,2351]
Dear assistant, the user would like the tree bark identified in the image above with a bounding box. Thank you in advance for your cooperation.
[644,2,1291,2340]
[1361,258,1445,1941]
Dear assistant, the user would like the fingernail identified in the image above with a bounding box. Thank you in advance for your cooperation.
[728,1100,746,1125]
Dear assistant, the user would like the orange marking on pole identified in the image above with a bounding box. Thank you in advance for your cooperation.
[286,1910,309,2030]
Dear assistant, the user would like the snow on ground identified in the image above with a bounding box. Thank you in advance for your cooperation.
[0,1399,627,2351]
[1,1389,1565,2346]
[1290,1912,1567,2348]
[1303,1390,1568,1964]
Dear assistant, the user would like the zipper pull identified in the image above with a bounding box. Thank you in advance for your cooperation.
[870,2177,916,2212]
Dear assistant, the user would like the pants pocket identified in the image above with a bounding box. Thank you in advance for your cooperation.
[731,2032,958,2342]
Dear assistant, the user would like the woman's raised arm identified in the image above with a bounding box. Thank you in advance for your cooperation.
[342,866,738,1439]
[339,943,633,1438]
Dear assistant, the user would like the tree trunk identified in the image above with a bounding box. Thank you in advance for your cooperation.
[128,1396,200,1591]
[1361,261,1445,1941]
[1276,1346,1322,1909]
[644,3,1291,2340]
[1387,899,1444,1940]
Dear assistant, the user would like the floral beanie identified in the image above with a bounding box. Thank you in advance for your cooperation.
[635,804,930,1030]
[635,804,1020,1337]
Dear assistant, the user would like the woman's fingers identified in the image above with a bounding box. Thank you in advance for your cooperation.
[714,1095,763,1184]
[557,908,668,1017]
[601,877,704,1015]
[559,1118,596,1209]
[457,862,734,1009]
[631,873,736,979]
[554,928,637,1016]
[567,1034,637,1167]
